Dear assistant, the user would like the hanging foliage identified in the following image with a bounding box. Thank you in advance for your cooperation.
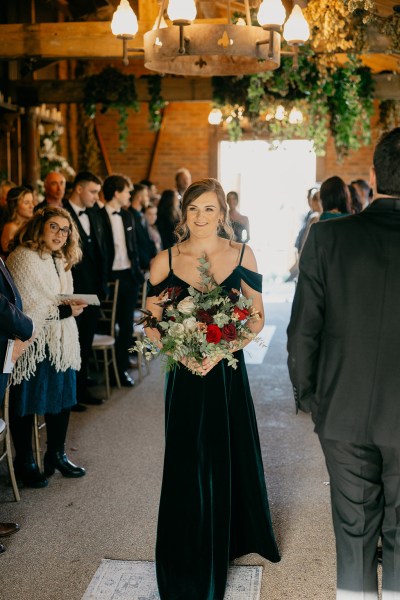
[212,52,375,158]
[145,75,168,131]
[378,99,400,133]
[83,66,139,152]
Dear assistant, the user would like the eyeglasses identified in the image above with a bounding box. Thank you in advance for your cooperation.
[48,222,71,237]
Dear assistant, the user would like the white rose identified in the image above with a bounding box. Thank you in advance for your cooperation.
[177,296,196,315]
[169,323,185,337]
[183,317,197,332]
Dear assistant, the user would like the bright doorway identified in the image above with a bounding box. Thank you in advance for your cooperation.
[219,139,317,282]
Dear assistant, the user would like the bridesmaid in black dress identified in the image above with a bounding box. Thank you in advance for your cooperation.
[145,178,280,600]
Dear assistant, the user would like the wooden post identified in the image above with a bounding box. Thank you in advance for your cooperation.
[25,108,39,187]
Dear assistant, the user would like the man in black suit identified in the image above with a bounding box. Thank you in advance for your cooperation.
[0,257,34,553]
[129,183,157,271]
[64,171,107,410]
[98,175,143,387]
[287,127,400,599]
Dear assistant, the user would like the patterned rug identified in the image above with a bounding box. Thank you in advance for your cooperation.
[82,560,263,600]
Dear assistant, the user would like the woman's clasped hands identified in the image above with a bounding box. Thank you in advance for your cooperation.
[181,355,223,376]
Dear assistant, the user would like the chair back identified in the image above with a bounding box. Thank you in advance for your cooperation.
[97,280,120,336]
[134,272,150,321]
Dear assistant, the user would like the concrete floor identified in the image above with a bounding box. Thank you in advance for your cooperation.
[0,293,336,600]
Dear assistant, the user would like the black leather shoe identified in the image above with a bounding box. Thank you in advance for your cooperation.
[119,371,135,387]
[44,451,86,478]
[0,544,5,554]
[79,391,104,406]
[14,460,48,488]
[71,403,87,412]
[0,523,20,538]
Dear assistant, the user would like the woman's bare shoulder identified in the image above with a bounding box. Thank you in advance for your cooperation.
[240,243,258,271]
[149,249,171,285]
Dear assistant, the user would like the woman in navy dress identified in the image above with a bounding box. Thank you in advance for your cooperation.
[146,178,280,600]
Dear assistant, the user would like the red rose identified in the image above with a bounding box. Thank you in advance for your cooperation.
[221,323,237,341]
[206,324,222,344]
[233,306,250,321]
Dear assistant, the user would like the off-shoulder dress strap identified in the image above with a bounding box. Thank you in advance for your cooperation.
[237,265,263,293]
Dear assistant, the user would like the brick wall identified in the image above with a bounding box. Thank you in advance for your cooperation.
[94,101,211,191]
[85,98,382,191]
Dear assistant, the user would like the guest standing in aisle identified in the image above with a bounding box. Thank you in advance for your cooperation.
[64,171,108,410]
[98,175,143,387]
[0,253,34,552]
[287,127,400,599]
[7,207,86,488]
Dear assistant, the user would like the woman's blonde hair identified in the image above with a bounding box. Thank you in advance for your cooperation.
[9,206,82,270]
[175,178,234,243]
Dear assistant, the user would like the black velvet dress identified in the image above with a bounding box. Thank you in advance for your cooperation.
[148,248,280,600]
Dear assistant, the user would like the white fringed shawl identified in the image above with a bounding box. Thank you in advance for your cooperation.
[6,246,81,384]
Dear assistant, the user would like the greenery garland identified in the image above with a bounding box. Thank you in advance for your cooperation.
[84,66,139,152]
[145,75,167,131]
[212,52,374,158]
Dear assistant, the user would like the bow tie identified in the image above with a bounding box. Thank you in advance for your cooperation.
[112,211,121,216]
[78,210,86,216]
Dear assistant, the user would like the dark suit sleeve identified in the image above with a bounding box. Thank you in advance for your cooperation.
[0,293,34,341]
[287,224,325,413]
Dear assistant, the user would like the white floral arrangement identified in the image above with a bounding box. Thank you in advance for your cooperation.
[133,255,262,375]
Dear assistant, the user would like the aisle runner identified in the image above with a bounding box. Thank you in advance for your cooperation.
[82,560,263,600]
[244,325,276,365]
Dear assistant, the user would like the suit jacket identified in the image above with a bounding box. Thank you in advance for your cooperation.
[129,207,157,270]
[0,258,34,403]
[98,207,144,285]
[63,201,108,298]
[287,197,400,447]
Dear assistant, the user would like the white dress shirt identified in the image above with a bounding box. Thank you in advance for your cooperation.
[68,200,91,237]
[105,205,131,271]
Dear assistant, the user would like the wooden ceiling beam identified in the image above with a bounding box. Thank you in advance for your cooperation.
[0,19,226,61]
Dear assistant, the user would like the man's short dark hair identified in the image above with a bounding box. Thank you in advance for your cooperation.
[350,179,370,195]
[73,171,102,189]
[373,128,400,197]
[102,175,131,202]
[139,179,153,188]
[130,183,146,199]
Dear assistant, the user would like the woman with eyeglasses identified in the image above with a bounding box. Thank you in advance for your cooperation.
[6,207,87,488]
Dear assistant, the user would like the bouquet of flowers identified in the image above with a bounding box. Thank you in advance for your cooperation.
[134,256,262,375]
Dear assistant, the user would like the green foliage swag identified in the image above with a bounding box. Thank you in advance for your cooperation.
[83,67,166,151]
[212,52,375,158]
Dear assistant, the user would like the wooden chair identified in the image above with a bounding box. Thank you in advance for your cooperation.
[133,272,151,382]
[0,387,20,501]
[92,280,121,399]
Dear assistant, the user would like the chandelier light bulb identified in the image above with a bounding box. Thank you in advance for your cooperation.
[208,108,223,125]
[275,105,285,120]
[288,107,303,124]
[167,0,197,23]
[283,5,310,44]
[111,0,139,37]
[257,0,286,28]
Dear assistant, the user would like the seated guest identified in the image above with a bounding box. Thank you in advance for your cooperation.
[64,171,107,411]
[0,252,34,552]
[319,176,351,221]
[351,178,371,210]
[0,179,16,234]
[156,189,180,250]
[348,183,363,215]
[175,168,192,202]
[226,191,250,242]
[144,204,162,253]
[7,207,86,488]
[1,187,34,256]
[129,183,157,270]
[98,175,144,387]
[140,179,161,206]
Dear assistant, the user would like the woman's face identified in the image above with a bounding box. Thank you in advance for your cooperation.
[227,193,238,210]
[145,207,157,226]
[41,216,71,252]
[17,192,34,220]
[186,191,222,238]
